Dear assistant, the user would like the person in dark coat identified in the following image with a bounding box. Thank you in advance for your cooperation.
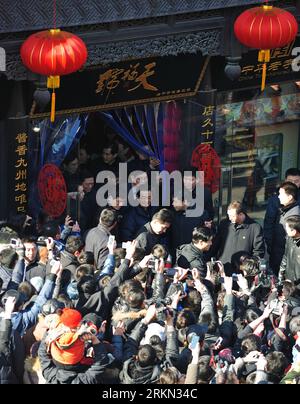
[182,166,215,221]
[211,201,265,275]
[59,235,84,291]
[0,248,18,293]
[279,215,300,294]
[0,295,25,384]
[120,190,157,242]
[170,196,210,256]
[120,304,179,384]
[134,209,173,255]
[176,227,213,278]
[85,209,118,271]
[269,182,300,275]
[264,168,300,254]
[23,238,46,282]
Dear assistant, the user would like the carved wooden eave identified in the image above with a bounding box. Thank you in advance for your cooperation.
[0,0,296,80]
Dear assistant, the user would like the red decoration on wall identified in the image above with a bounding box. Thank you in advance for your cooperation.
[38,164,67,218]
[234,5,298,91]
[191,144,221,194]
[20,29,87,122]
[163,101,181,172]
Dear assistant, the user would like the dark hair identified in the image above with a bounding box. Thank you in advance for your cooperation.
[77,251,95,266]
[182,289,202,315]
[198,356,214,383]
[265,351,288,383]
[80,170,94,183]
[77,275,97,295]
[285,168,300,178]
[18,281,35,301]
[103,142,118,156]
[279,181,298,201]
[75,264,94,281]
[114,248,126,269]
[137,345,157,367]
[57,294,74,308]
[192,226,213,243]
[286,215,300,233]
[152,209,173,224]
[65,235,84,255]
[198,311,217,334]
[126,288,145,309]
[41,221,60,238]
[241,334,262,356]
[0,248,18,269]
[118,279,142,299]
[63,152,78,166]
[100,208,117,228]
[22,236,37,245]
[175,309,196,329]
[289,315,300,336]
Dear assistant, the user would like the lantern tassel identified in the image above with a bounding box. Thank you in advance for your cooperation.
[261,63,267,91]
[258,49,270,92]
[50,90,56,122]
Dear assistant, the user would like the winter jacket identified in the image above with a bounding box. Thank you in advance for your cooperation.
[0,318,25,384]
[135,222,168,254]
[270,202,300,274]
[80,259,132,319]
[120,206,158,242]
[120,320,179,384]
[176,243,207,277]
[264,191,300,252]
[85,224,110,270]
[60,250,79,290]
[25,261,46,282]
[38,338,112,384]
[211,215,265,275]
[7,274,56,337]
[0,319,19,384]
[0,265,13,293]
[170,209,210,254]
[280,236,300,291]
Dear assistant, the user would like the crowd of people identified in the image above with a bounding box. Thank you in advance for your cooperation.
[1,137,300,385]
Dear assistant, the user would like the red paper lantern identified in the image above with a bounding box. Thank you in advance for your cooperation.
[234,5,298,90]
[20,29,87,121]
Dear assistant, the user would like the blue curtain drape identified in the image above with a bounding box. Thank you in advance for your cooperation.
[100,103,165,170]
[28,114,88,217]
[39,114,88,168]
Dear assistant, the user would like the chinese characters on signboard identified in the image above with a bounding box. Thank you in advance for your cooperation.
[95,62,158,95]
[240,43,294,81]
[14,132,28,213]
[31,53,210,119]
[199,105,216,145]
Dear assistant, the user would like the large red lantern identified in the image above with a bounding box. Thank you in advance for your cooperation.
[20,29,87,121]
[234,5,298,91]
